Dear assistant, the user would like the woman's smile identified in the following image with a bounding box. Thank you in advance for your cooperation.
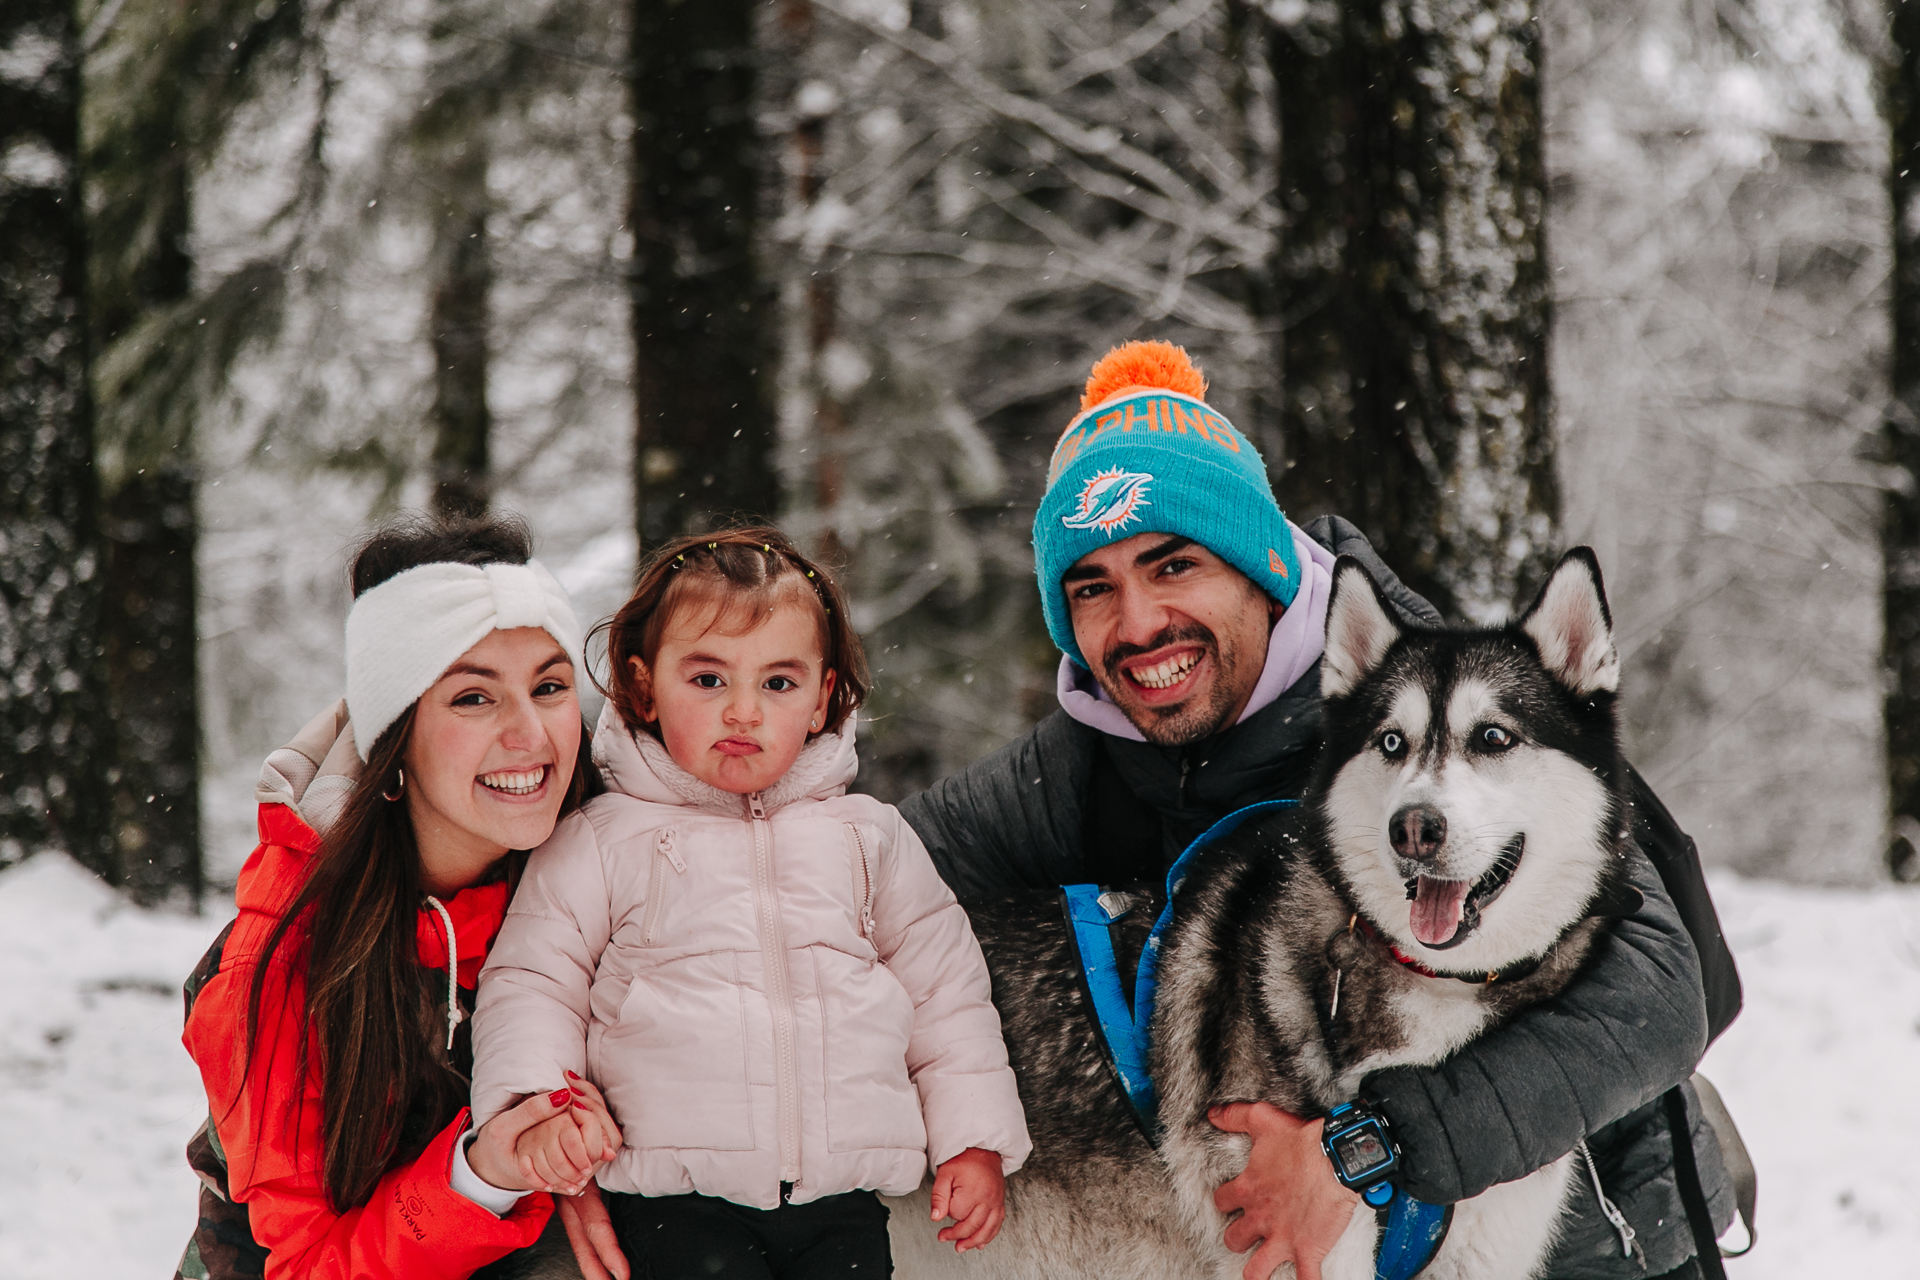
[476,763,552,798]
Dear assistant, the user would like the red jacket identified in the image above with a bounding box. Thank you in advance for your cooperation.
[183,804,552,1279]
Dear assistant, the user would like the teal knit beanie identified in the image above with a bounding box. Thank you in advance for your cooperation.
[1033,341,1300,669]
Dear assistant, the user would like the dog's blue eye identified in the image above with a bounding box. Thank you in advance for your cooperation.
[1479,725,1515,750]
[1379,731,1405,757]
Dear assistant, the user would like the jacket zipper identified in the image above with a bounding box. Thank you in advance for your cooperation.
[845,823,876,941]
[747,791,803,1183]
[641,828,682,946]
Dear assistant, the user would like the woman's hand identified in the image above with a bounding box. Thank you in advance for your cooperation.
[930,1147,1006,1252]
[469,1088,580,1192]
[513,1076,622,1194]
[469,1076,623,1193]
[558,1181,630,1280]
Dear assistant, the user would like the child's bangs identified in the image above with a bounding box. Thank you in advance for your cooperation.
[649,569,825,655]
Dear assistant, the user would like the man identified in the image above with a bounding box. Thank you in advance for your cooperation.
[901,342,1733,1280]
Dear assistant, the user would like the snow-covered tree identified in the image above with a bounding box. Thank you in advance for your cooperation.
[0,1,112,875]
[1548,0,1889,881]
[630,0,779,548]
[1274,0,1554,621]
[1886,0,1920,877]
[769,0,1282,796]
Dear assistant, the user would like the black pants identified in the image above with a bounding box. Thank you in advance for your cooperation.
[605,1187,893,1280]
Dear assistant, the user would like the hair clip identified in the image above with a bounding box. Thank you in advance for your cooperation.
[708,542,717,549]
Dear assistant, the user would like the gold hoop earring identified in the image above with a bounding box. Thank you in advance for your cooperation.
[382,768,406,802]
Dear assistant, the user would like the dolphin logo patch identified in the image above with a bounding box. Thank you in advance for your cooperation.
[1061,467,1153,536]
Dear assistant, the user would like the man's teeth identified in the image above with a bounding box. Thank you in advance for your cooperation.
[1130,653,1198,690]
[479,767,546,796]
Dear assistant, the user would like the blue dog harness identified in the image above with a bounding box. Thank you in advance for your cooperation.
[1063,799,1451,1280]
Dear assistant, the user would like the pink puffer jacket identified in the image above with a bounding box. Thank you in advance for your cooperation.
[471,708,1031,1210]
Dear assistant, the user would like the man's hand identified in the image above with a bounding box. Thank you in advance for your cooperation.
[1210,1102,1361,1280]
[930,1147,1007,1252]
[558,1181,630,1280]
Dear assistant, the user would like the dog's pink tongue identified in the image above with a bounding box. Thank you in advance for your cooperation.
[1410,877,1470,946]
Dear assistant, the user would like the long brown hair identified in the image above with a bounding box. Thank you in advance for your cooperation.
[246,512,600,1211]
[593,525,871,740]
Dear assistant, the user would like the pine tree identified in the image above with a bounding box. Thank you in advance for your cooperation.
[0,0,113,873]
[81,0,305,902]
[1271,0,1554,621]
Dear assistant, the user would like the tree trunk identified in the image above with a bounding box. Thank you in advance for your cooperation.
[428,140,492,519]
[629,0,778,549]
[1271,0,1554,622]
[1887,0,1920,870]
[87,23,203,905]
[0,1,113,874]
[99,464,200,902]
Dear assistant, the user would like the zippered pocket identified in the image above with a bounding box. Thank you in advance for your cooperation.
[640,828,683,946]
[843,823,877,941]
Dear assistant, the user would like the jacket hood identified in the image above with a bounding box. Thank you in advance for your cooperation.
[591,701,860,816]
[255,699,362,838]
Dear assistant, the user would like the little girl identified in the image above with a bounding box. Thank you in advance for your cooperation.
[470,527,1030,1280]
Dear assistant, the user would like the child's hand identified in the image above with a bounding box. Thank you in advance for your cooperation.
[561,1071,625,1165]
[470,1086,586,1191]
[930,1147,1007,1252]
[514,1074,624,1195]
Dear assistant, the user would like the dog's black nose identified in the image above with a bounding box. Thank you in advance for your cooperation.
[1390,806,1446,860]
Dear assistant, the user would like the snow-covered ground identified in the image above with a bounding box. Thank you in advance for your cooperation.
[0,853,1912,1277]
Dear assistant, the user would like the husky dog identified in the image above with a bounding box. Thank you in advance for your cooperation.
[888,548,1637,1280]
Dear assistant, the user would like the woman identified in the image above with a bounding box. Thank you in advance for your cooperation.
[177,514,625,1280]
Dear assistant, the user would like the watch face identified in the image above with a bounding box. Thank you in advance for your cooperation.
[1332,1126,1392,1181]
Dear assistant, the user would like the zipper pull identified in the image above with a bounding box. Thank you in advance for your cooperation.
[1579,1139,1638,1259]
[748,792,767,821]
[657,828,685,873]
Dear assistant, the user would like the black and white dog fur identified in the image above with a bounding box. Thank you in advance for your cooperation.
[888,548,1637,1280]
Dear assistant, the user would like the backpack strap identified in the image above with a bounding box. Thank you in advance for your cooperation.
[1689,1074,1757,1258]
[1666,1081,1758,1280]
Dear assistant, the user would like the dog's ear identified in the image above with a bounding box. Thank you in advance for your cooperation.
[1520,548,1619,696]
[1323,556,1402,699]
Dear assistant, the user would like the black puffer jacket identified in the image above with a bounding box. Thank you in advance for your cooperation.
[901,516,1734,1277]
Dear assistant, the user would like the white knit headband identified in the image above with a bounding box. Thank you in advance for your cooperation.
[344,559,584,760]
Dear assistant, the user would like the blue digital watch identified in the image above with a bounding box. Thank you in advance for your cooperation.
[1322,1100,1401,1209]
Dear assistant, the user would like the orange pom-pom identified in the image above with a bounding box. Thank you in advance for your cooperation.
[1080,340,1208,411]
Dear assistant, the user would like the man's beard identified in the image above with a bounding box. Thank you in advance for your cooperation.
[1096,622,1249,747]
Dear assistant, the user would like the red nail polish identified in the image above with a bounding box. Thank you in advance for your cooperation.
[572,1098,590,1110]
[550,1089,572,1108]
[565,1069,582,1079]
